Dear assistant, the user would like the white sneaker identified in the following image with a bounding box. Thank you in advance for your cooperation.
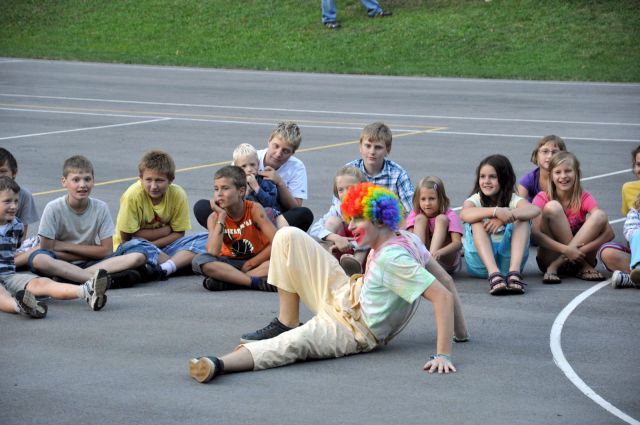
[611,270,633,288]
[87,269,109,311]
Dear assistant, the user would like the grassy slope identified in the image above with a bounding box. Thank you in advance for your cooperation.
[1,0,638,81]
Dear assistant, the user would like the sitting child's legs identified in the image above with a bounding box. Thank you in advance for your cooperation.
[0,284,18,313]
[463,222,498,278]
[29,249,92,283]
[598,243,631,273]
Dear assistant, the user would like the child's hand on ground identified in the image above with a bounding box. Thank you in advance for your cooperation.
[423,356,456,374]
[259,167,282,187]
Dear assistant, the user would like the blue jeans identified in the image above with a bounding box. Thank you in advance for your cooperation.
[321,0,383,23]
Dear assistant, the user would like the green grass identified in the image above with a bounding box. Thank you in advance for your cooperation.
[1,0,638,81]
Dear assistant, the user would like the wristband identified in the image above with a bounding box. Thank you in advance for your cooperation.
[430,353,452,363]
[492,207,498,218]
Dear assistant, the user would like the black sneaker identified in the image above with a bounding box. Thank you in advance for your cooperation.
[255,277,277,292]
[137,264,167,282]
[108,269,141,289]
[240,317,297,343]
[16,289,47,319]
[202,277,232,291]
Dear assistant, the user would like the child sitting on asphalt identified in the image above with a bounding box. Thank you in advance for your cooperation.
[0,177,108,312]
[406,175,463,274]
[188,183,468,383]
[532,152,614,284]
[517,135,567,202]
[114,150,208,281]
[27,155,146,288]
[598,145,640,287]
[191,165,277,292]
[308,165,368,276]
[345,122,414,213]
[0,148,40,267]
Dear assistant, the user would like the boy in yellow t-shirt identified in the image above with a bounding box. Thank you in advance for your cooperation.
[114,150,207,280]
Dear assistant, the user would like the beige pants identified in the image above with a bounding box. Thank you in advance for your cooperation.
[241,227,378,370]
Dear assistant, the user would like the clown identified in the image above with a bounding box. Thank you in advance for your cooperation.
[189,183,468,383]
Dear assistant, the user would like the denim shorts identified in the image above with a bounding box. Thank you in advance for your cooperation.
[191,253,248,275]
[463,222,530,278]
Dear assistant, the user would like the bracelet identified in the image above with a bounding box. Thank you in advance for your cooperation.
[430,353,452,363]
[216,221,225,228]
[492,206,498,217]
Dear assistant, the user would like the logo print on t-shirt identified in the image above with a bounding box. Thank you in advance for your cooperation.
[231,239,254,257]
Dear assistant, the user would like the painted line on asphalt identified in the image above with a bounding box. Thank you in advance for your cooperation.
[0,104,435,133]
[433,130,639,143]
[0,116,171,141]
[1,93,638,126]
[550,280,640,425]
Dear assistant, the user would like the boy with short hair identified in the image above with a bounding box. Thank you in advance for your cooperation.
[191,165,277,291]
[194,122,313,231]
[0,176,108,311]
[29,156,146,286]
[115,150,208,279]
[345,122,415,213]
[0,148,39,238]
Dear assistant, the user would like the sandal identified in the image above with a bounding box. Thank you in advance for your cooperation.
[542,271,562,284]
[488,272,508,295]
[506,271,526,294]
[575,268,605,282]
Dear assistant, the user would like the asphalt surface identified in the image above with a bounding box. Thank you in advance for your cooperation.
[1,58,639,425]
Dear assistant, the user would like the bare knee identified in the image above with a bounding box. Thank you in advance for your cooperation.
[434,214,449,227]
[587,209,608,226]
[542,200,564,218]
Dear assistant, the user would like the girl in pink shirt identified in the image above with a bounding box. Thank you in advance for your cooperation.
[406,176,462,273]
[532,152,614,283]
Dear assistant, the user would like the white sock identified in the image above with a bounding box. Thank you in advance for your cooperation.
[161,260,177,276]
[77,281,90,300]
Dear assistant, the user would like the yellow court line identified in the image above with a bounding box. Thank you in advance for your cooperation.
[1,103,440,130]
[31,127,448,197]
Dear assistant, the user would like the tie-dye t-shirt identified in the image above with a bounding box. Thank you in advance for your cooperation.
[359,231,435,343]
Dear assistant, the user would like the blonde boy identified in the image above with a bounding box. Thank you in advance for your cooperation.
[115,150,208,279]
[345,122,414,212]
[29,156,146,286]
[0,177,108,311]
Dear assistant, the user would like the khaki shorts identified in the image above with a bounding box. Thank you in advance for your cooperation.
[1,272,39,294]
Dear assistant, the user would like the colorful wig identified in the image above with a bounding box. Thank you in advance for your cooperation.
[341,183,404,231]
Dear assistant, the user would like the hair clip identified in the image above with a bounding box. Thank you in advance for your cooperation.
[433,183,439,192]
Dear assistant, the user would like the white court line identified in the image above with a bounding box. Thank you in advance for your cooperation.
[550,281,640,425]
[10,59,640,88]
[0,106,428,133]
[435,130,639,143]
[582,169,631,181]
[1,93,639,127]
[0,117,171,141]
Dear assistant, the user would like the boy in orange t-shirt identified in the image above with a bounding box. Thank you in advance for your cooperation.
[192,166,277,292]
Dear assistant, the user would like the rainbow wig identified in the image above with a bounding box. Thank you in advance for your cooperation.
[341,183,404,231]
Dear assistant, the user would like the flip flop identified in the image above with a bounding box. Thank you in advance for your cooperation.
[575,269,605,281]
[542,272,561,284]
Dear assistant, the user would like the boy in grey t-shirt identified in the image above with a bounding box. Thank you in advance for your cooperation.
[28,156,146,286]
